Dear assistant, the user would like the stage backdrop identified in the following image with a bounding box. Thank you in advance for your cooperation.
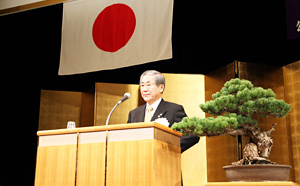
[38,65,300,184]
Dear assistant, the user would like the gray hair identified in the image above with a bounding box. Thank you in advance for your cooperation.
[140,70,165,86]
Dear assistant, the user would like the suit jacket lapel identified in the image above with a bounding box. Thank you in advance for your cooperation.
[151,99,167,121]
[138,104,146,122]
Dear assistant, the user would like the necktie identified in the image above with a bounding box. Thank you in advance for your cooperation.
[144,106,153,122]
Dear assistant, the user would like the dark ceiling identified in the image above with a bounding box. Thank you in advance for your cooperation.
[2,0,300,92]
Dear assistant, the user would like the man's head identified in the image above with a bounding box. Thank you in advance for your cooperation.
[139,70,165,105]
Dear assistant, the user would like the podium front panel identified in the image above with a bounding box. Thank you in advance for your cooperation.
[106,126,181,186]
[35,134,77,186]
[76,131,106,186]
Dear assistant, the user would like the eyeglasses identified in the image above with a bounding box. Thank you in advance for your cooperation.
[139,83,157,89]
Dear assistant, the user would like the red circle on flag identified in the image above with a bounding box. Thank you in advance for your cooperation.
[92,4,136,52]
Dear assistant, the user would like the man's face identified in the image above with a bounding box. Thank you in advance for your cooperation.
[140,75,164,105]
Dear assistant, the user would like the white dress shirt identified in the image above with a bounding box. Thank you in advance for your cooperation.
[145,97,162,117]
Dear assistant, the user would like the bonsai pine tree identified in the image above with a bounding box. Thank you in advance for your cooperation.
[171,78,292,165]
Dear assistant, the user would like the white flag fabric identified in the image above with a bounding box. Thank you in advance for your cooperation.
[59,0,173,75]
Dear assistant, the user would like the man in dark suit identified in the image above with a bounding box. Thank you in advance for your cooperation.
[127,99,186,126]
[127,70,199,153]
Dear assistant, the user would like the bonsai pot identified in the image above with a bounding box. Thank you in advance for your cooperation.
[223,164,292,182]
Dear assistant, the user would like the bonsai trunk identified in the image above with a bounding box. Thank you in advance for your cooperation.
[229,123,277,165]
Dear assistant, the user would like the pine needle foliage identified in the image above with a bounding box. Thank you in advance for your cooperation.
[171,78,292,136]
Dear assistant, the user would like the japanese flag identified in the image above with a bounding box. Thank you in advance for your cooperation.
[59,0,174,75]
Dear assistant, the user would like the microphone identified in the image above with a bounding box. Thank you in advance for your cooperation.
[117,92,131,104]
[106,93,131,126]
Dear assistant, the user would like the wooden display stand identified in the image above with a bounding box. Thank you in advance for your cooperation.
[206,182,300,186]
[34,122,182,186]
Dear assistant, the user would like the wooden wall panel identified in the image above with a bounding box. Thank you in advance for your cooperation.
[162,73,205,117]
[39,90,82,130]
[162,71,238,185]
[283,60,300,183]
[238,62,290,167]
[206,135,239,182]
[204,62,236,109]
[80,87,95,127]
[94,83,140,126]
[181,136,208,185]
[161,73,206,185]
[205,62,238,183]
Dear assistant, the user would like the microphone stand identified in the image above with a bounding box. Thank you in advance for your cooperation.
[104,96,128,185]
[105,101,121,126]
[104,101,120,185]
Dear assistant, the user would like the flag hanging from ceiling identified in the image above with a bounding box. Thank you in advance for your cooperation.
[59,0,174,75]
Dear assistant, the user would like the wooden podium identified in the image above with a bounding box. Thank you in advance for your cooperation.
[34,122,182,186]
